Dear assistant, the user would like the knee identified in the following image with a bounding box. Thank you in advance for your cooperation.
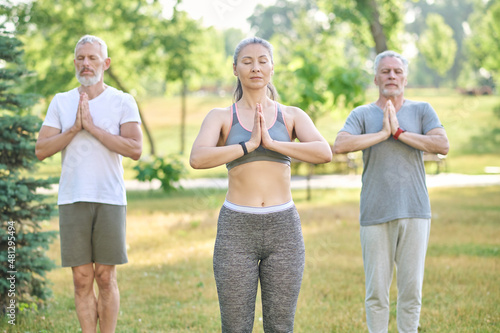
[95,268,117,291]
[73,270,95,294]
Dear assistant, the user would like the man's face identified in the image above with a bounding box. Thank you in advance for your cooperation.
[374,57,407,98]
[74,42,108,87]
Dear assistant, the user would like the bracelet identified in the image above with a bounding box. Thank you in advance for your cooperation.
[393,127,406,140]
[239,141,248,155]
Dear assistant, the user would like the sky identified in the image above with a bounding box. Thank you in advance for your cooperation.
[166,0,278,32]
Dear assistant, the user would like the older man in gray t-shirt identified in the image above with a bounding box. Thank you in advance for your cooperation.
[333,51,449,333]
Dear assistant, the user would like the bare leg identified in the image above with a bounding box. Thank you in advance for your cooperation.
[95,264,120,333]
[72,263,98,333]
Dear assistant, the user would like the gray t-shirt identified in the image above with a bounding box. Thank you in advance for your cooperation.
[340,100,443,226]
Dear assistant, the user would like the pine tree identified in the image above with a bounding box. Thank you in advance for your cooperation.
[0,27,57,315]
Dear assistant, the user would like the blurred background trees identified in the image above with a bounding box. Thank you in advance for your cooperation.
[2,0,497,129]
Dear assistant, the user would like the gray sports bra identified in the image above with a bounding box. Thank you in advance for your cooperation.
[225,102,292,170]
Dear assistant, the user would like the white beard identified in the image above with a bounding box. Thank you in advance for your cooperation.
[382,87,403,97]
[76,68,103,87]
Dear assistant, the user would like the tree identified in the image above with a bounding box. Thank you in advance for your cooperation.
[248,0,315,40]
[3,0,175,156]
[158,9,225,155]
[273,13,368,122]
[418,14,457,86]
[462,0,500,155]
[5,0,228,157]
[318,0,405,53]
[406,0,476,87]
[0,28,57,315]
[269,8,369,200]
[466,0,500,87]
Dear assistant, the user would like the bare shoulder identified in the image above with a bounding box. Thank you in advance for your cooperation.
[198,106,233,136]
[280,104,304,116]
[204,106,232,122]
[279,104,311,125]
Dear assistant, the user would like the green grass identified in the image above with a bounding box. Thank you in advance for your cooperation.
[34,88,500,180]
[2,186,499,332]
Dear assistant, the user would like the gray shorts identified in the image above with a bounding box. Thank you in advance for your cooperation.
[58,202,128,267]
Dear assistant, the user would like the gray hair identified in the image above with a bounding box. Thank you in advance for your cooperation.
[75,35,108,59]
[373,50,409,75]
[233,36,274,65]
[232,37,277,102]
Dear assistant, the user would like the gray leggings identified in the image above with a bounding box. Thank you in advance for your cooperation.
[213,202,305,333]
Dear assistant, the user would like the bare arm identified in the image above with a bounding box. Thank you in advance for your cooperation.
[333,102,392,154]
[332,131,389,154]
[387,102,449,154]
[35,125,80,161]
[35,101,83,161]
[85,121,143,160]
[261,106,332,164]
[395,127,449,155]
[333,100,450,155]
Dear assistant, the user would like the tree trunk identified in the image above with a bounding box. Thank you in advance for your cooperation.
[106,66,156,156]
[357,0,388,54]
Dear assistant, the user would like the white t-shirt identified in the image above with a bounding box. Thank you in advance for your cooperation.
[43,86,141,205]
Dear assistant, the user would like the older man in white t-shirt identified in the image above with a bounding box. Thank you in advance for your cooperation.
[36,35,142,333]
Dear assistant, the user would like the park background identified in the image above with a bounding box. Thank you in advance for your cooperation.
[1,0,499,332]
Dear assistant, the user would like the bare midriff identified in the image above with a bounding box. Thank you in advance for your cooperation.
[226,161,292,207]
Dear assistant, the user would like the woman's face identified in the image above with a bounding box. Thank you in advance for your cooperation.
[233,43,274,90]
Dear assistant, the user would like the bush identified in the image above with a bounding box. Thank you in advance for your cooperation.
[134,155,187,192]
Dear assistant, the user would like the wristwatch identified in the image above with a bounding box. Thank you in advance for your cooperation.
[393,127,406,140]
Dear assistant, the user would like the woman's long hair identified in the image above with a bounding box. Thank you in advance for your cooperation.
[232,37,279,103]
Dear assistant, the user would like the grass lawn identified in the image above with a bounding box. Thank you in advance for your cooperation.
[2,186,498,332]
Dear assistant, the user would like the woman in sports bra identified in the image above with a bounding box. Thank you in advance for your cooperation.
[190,37,332,332]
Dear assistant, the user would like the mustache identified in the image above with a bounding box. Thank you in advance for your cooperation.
[80,67,95,75]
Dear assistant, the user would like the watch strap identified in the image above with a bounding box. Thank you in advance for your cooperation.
[393,127,406,140]
[239,141,248,155]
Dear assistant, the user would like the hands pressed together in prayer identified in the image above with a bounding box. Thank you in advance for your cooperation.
[72,92,95,133]
[381,100,403,139]
[246,103,274,152]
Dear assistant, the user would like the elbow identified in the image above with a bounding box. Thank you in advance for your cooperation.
[189,149,208,169]
[189,156,202,169]
[130,148,142,161]
[190,153,211,169]
[439,143,450,156]
[35,148,46,161]
[321,148,333,163]
[435,139,450,156]
[332,143,347,155]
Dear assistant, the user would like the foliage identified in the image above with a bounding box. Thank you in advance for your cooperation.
[272,8,369,121]
[248,0,316,41]
[2,0,230,156]
[406,0,476,87]
[134,155,187,193]
[0,30,57,314]
[465,0,500,87]
[417,14,457,81]
[318,0,405,52]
